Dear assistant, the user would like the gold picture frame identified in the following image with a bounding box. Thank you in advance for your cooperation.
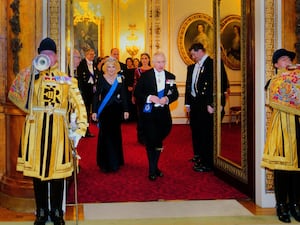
[177,13,214,65]
[220,15,241,70]
[73,15,104,58]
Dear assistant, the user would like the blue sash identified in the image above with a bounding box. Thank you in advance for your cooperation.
[97,75,120,118]
[157,89,164,98]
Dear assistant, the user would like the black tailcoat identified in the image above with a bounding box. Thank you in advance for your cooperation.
[184,56,214,168]
[134,68,178,175]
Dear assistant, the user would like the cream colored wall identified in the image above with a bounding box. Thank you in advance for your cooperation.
[162,0,241,123]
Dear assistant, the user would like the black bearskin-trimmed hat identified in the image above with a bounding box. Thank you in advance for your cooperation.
[272,48,295,64]
[38,37,57,54]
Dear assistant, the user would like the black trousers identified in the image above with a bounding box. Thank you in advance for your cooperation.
[142,107,171,175]
[274,116,300,206]
[274,170,300,206]
[189,99,214,168]
[33,178,64,212]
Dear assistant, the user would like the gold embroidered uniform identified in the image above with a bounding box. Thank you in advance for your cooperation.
[16,64,88,181]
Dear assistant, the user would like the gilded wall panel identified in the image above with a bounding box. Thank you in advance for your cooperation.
[264,0,276,193]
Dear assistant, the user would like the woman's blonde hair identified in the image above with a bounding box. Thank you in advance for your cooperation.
[102,57,121,73]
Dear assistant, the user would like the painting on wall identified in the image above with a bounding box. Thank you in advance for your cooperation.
[73,1,105,58]
[177,13,214,65]
[74,18,104,58]
[221,15,241,70]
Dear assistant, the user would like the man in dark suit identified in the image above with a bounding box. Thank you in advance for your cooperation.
[185,43,214,172]
[77,48,98,137]
[110,48,127,72]
[134,52,179,181]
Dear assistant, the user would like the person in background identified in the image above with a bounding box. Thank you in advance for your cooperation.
[134,52,178,181]
[77,48,98,137]
[185,43,214,172]
[95,55,109,76]
[132,53,152,145]
[133,57,140,68]
[126,57,134,69]
[95,56,103,74]
[72,48,81,78]
[125,57,136,121]
[91,58,129,173]
[261,48,300,223]
[67,48,81,77]
[8,37,87,225]
[110,48,127,73]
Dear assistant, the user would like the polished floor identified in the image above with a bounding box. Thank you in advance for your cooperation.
[0,199,276,222]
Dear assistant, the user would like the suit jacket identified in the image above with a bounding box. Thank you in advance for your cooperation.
[134,68,179,141]
[76,58,98,99]
[185,56,214,110]
[134,68,179,110]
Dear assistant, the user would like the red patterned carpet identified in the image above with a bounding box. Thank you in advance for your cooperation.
[67,122,247,203]
[221,123,242,165]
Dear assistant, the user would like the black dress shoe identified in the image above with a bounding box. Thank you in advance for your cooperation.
[34,219,46,225]
[193,164,212,172]
[290,203,300,222]
[156,169,164,177]
[276,203,291,223]
[34,220,46,225]
[34,208,48,225]
[148,174,157,181]
[189,156,200,162]
[54,218,65,225]
[51,209,65,225]
[194,161,203,168]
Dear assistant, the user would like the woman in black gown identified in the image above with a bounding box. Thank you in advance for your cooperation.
[92,58,129,172]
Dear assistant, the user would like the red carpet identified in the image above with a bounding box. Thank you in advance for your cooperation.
[221,123,242,165]
[67,123,247,203]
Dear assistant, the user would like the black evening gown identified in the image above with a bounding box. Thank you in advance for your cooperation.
[93,75,128,172]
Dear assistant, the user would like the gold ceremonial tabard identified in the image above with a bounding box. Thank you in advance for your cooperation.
[16,65,88,181]
[261,68,300,171]
[261,109,300,171]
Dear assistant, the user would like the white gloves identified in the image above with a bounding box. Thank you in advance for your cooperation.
[68,112,82,147]
[70,112,77,131]
[69,131,82,148]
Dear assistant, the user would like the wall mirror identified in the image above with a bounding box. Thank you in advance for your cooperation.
[213,0,253,195]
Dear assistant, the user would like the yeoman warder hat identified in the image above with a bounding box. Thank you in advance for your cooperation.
[38,37,57,54]
[272,48,296,64]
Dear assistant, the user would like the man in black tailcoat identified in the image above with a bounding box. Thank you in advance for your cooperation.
[77,48,98,137]
[134,52,178,181]
[185,43,214,172]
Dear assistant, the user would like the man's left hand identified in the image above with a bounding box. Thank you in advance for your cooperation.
[207,105,214,114]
